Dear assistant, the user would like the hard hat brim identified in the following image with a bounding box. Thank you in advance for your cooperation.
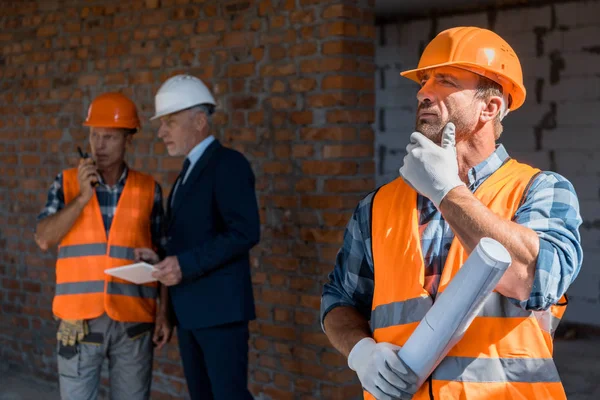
[400,61,526,111]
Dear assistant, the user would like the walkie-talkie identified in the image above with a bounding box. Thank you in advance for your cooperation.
[77,146,99,187]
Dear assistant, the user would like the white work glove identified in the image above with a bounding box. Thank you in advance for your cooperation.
[348,337,418,399]
[399,122,465,208]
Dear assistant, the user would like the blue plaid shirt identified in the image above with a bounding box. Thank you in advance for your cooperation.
[321,145,583,326]
[37,166,166,253]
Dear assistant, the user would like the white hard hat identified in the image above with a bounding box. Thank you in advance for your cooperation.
[151,74,216,120]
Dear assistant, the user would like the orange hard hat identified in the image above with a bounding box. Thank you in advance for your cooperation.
[401,26,526,112]
[83,92,140,131]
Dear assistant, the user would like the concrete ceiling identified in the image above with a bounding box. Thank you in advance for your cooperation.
[375,0,552,19]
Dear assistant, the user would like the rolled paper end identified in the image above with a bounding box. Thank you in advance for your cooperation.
[477,237,512,271]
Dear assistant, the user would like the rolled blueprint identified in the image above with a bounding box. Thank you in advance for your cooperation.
[398,237,512,387]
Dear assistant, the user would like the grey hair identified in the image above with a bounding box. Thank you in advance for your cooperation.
[189,104,215,117]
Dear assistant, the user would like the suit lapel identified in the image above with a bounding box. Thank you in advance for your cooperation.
[167,139,221,228]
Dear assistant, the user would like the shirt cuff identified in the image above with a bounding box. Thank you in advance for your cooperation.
[507,238,555,311]
[177,251,202,281]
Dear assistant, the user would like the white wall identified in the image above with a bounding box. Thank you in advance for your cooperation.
[375,1,600,326]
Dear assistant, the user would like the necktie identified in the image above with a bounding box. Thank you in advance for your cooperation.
[171,158,191,207]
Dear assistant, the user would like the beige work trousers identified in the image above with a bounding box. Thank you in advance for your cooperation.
[56,313,154,400]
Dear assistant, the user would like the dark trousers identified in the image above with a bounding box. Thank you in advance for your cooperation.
[177,321,254,400]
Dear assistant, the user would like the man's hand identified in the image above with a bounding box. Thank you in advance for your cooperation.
[134,248,160,264]
[77,158,99,204]
[153,309,173,351]
[399,122,465,208]
[348,338,418,400]
[152,256,182,286]
[57,319,89,346]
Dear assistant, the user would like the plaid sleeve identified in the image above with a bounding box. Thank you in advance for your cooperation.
[320,191,376,331]
[37,172,65,221]
[512,171,583,311]
[150,182,167,259]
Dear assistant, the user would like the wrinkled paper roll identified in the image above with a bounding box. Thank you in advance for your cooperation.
[398,237,512,387]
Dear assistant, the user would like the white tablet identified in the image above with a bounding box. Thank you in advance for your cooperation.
[105,262,157,285]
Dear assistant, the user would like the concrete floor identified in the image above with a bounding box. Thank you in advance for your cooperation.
[1,337,600,399]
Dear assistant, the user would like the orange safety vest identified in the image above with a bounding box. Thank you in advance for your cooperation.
[53,168,158,323]
[369,159,568,400]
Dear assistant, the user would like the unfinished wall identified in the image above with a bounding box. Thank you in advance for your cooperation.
[0,0,375,398]
[375,1,600,326]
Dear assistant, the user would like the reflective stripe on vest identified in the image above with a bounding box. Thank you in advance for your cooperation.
[56,281,157,299]
[434,356,561,383]
[57,244,136,260]
[369,159,567,400]
[58,243,107,258]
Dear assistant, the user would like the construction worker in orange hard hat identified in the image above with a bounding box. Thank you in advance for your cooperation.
[321,27,583,399]
[35,92,172,400]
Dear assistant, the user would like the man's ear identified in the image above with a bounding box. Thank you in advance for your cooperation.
[193,111,207,132]
[480,96,503,123]
[125,132,133,148]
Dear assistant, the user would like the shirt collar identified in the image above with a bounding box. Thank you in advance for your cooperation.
[186,135,215,167]
[97,164,128,188]
[467,144,510,191]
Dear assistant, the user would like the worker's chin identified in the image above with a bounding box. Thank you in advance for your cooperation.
[416,122,443,144]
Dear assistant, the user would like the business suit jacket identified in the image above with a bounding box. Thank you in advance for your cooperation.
[165,139,260,330]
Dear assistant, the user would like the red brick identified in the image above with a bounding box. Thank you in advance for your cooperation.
[225,128,256,142]
[300,228,343,244]
[132,71,154,84]
[290,43,317,57]
[260,323,296,340]
[224,31,254,47]
[290,10,314,24]
[263,387,294,400]
[302,161,357,175]
[21,155,40,165]
[295,178,316,192]
[322,75,373,90]
[261,289,298,306]
[306,93,357,108]
[274,373,291,388]
[252,47,264,61]
[295,311,316,325]
[290,111,312,124]
[327,110,374,124]
[261,63,296,77]
[322,211,352,228]
[37,25,57,37]
[320,384,363,399]
[264,256,299,271]
[322,4,365,20]
[292,145,314,158]
[290,78,316,92]
[230,96,258,109]
[322,144,373,158]
[300,127,356,141]
[270,45,287,60]
[270,15,287,29]
[270,96,296,110]
[263,162,292,174]
[274,308,290,322]
[227,63,255,77]
[271,80,286,93]
[258,0,274,16]
[320,22,358,37]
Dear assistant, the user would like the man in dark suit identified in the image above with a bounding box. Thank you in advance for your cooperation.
[135,74,260,400]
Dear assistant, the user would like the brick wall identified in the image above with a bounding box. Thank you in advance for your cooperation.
[0,0,374,398]
[375,1,600,326]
